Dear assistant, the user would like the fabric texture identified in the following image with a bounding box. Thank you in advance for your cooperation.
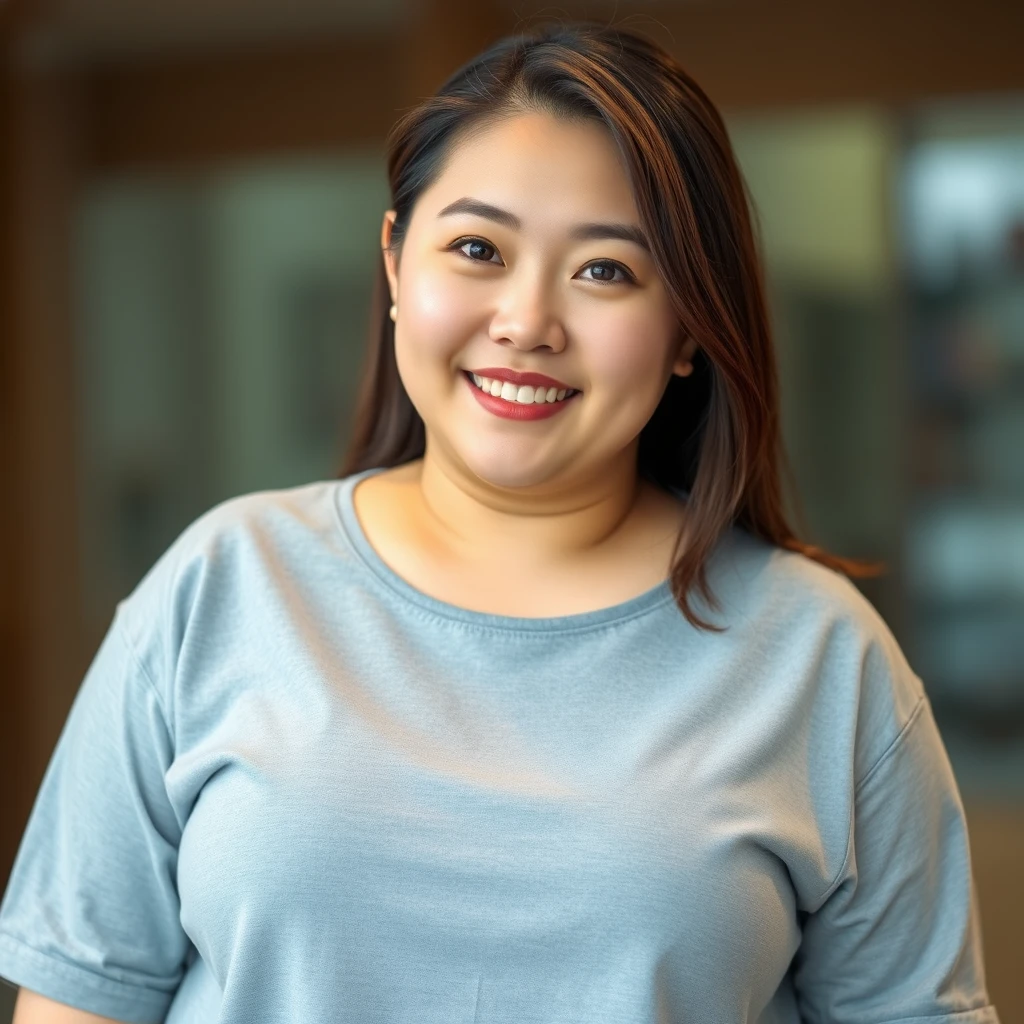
[0,466,1001,1023]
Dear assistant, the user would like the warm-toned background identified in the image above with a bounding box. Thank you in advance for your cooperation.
[2,0,1023,1020]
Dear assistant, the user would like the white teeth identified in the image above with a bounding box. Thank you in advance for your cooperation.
[470,373,574,405]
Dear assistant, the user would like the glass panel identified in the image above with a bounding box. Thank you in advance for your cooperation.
[74,153,390,635]
[727,109,904,625]
[899,102,1024,798]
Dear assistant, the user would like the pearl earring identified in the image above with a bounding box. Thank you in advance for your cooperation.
[389,303,397,322]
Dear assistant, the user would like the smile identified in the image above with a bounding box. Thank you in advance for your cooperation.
[469,372,578,405]
[462,371,581,421]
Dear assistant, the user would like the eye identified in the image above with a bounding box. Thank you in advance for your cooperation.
[448,236,504,265]
[446,236,636,285]
[579,260,636,285]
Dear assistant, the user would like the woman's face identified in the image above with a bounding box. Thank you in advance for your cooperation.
[382,109,696,494]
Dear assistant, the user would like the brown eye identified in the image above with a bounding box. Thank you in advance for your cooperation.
[580,260,634,285]
[466,240,495,261]
[450,237,502,265]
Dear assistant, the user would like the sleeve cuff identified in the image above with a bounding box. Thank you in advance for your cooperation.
[867,1007,1002,1023]
[0,930,175,1023]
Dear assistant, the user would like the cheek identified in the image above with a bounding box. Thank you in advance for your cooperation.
[582,307,675,397]
[400,263,477,365]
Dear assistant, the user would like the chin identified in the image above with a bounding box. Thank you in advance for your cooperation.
[450,450,558,492]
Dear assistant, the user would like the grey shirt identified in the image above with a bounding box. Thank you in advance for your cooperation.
[0,466,1000,1022]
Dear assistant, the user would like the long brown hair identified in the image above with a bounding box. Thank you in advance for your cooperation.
[338,18,882,630]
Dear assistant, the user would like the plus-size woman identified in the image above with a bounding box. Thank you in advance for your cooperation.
[0,20,1000,1024]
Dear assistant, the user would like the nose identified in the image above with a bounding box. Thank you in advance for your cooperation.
[486,271,568,353]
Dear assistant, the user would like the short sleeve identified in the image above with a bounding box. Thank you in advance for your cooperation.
[0,607,190,1023]
[793,694,1001,1023]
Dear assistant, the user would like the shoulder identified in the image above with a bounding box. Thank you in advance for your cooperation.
[710,528,926,778]
[115,478,344,652]
[150,476,341,578]
[710,527,885,636]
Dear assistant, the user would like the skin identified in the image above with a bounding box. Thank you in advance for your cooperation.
[365,109,700,615]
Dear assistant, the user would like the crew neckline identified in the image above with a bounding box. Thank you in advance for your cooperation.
[333,465,680,633]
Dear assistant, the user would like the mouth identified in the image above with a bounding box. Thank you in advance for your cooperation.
[461,370,582,421]
[462,370,581,404]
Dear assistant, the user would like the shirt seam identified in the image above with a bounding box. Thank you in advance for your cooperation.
[113,609,174,745]
[814,694,928,908]
[356,575,679,637]
[854,694,927,795]
[813,802,855,909]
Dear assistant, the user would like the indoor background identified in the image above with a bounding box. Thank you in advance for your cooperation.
[1,0,1022,1019]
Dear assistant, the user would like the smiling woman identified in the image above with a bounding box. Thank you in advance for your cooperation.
[359,105,711,607]
[0,17,1001,1024]
[342,22,880,631]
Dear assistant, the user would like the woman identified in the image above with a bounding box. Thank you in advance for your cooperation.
[0,20,1000,1024]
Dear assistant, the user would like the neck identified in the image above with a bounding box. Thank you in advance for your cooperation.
[409,444,649,570]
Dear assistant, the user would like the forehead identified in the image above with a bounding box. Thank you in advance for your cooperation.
[419,111,638,220]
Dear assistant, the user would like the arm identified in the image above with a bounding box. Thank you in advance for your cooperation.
[0,612,189,1022]
[793,695,999,1022]
[13,988,132,1024]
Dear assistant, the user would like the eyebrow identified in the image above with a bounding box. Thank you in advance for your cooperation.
[437,196,651,254]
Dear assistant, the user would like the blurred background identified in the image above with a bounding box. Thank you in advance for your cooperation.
[1,0,1022,1019]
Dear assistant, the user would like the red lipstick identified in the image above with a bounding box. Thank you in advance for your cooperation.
[463,371,580,421]
[467,367,576,392]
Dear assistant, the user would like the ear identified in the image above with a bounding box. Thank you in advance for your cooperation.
[381,209,399,303]
[672,335,700,378]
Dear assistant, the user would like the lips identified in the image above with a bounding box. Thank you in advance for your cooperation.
[467,367,576,392]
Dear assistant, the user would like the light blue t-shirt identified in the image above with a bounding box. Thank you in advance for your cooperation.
[0,466,1000,1023]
